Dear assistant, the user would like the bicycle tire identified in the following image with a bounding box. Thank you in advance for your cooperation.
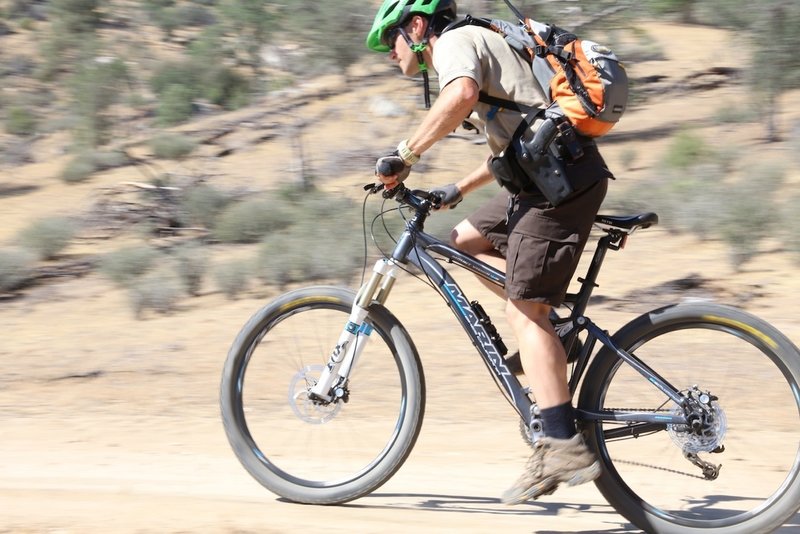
[579,302,800,533]
[220,286,425,504]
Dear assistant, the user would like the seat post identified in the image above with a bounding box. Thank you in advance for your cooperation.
[572,232,617,318]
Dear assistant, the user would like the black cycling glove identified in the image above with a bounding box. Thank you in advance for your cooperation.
[430,183,463,209]
[375,151,411,184]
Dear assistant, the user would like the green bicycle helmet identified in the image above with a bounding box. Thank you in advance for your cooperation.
[366,0,457,52]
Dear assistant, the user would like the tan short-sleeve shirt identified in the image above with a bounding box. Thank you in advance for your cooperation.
[432,25,546,155]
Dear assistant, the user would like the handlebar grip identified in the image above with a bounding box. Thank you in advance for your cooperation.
[376,156,407,177]
[377,160,395,176]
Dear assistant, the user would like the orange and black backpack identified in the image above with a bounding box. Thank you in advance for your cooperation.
[448,5,629,138]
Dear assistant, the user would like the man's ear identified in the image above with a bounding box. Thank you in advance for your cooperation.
[409,14,428,39]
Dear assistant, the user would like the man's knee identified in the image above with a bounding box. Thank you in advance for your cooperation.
[451,220,490,254]
[450,220,469,248]
[506,299,552,330]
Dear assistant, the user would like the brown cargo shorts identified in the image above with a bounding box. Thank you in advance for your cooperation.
[467,148,610,305]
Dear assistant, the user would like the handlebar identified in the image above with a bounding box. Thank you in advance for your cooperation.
[364,182,442,211]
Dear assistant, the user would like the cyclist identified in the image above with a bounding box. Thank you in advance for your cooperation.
[367,0,611,504]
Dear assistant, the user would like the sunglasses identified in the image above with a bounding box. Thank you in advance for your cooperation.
[383,26,407,51]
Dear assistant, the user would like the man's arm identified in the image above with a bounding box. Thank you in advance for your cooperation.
[405,76,480,157]
[376,76,484,189]
[457,157,495,195]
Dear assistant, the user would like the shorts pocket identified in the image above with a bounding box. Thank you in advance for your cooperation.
[506,213,581,301]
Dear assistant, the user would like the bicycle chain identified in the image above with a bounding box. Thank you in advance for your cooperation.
[612,458,709,480]
[603,407,710,480]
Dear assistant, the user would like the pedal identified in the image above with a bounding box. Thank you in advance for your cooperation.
[529,404,546,444]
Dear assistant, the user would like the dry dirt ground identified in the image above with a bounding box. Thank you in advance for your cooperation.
[2,22,800,534]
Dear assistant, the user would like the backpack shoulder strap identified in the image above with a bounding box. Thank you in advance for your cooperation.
[441,15,541,116]
[441,14,493,35]
[478,92,538,114]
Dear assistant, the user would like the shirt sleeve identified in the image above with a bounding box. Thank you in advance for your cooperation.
[432,31,484,91]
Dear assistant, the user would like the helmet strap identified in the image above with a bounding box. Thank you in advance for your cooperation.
[400,28,432,109]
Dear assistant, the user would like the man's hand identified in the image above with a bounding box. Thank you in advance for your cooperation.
[430,183,463,210]
[375,152,411,189]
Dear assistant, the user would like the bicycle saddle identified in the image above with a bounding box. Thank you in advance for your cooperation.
[594,212,659,233]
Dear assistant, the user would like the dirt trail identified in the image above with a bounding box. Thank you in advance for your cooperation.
[3,20,800,534]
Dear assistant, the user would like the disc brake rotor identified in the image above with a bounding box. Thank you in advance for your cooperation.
[288,364,342,424]
[668,399,727,453]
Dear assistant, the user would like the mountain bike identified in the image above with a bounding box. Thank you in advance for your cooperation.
[220,183,800,533]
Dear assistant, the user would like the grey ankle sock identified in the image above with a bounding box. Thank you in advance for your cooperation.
[540,402,577,440]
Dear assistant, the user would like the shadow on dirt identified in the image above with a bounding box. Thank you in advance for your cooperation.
[340,492,640,532]
[346,492,800,533]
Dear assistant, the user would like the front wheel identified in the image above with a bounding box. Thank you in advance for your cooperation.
[579,302,800,533]
[220,286,425,504]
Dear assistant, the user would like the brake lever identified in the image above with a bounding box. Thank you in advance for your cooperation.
[382,183,406,199]
[363,183,385,194]
[418,189,443,209]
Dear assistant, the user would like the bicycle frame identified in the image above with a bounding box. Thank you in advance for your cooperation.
[313,187,691,439]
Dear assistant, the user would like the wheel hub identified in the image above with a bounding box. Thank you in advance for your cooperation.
[288,364,342,424]
[668,387,727,453]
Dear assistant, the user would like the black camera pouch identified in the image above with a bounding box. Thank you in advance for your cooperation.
[489,114,575,206]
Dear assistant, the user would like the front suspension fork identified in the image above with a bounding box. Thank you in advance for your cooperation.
[309,259,397,401]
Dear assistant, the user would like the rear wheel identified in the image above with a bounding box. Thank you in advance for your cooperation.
[579,302,800,533]
[220,286,425,504]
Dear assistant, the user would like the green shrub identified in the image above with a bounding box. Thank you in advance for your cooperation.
[254,192,365,287]
[214,259,250,299]
[663,130,714,170]
[17,216,76,260]
[618,164,727,238]
[157,84,194,126]
[5,105,37,136]
[214,198,290,243]
[175,3,215,26]
[61,152,97,183]
[621,160,784,269]
[173,244,208,296]
[150,133,197,159]
[60,150,128,183]
[151,59,249,114]
[129,268,181,318]
[204,65,249,110]
[50,0,102,33]
[151,62,201,98]
[180,183,231,229]
[100,245,158,287]
[68,57,129,148]
[0,247,35,292]
[712,101,759,125]
[257,223,362,287]
[91,150,129,170]
[716,165,784,268]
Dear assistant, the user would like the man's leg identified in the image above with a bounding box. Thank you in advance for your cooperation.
[501,298,600,504]
[451,219,506,299]
[505,300,570,407]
